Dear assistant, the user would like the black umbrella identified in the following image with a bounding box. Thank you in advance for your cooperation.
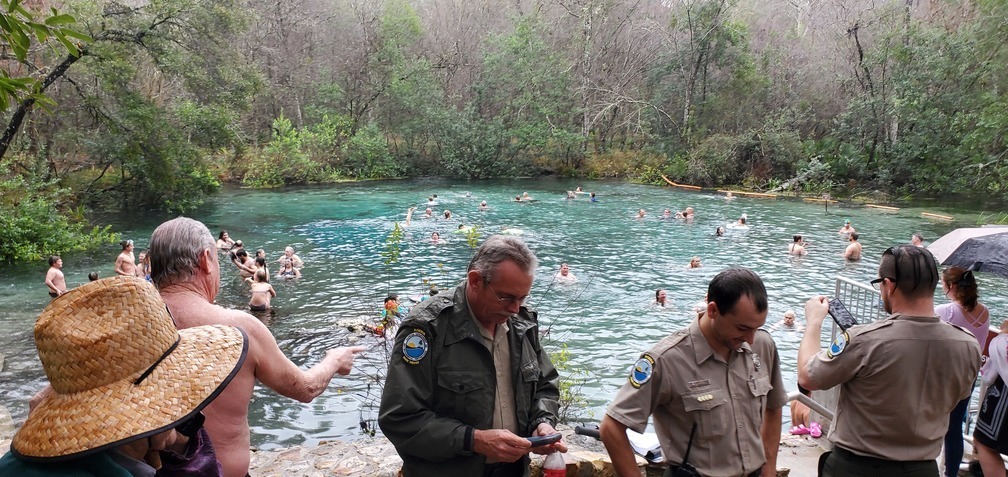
[940,231,1008,278]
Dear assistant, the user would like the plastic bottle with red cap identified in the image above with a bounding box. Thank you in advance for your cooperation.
[543,451,566,477]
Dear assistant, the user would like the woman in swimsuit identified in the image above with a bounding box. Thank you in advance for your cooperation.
[249,269,276,311]
[276,260,301,279]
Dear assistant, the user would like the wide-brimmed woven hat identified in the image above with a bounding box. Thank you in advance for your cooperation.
[11,276,247,461]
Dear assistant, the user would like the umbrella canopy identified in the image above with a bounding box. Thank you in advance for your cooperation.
[928,228,1008,278]
[928,227,1008,262]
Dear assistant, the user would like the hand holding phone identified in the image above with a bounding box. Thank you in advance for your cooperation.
[526,432,562,447]
[827,298,858,330]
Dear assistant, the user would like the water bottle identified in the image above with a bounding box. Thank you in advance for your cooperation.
[543,451,566,477]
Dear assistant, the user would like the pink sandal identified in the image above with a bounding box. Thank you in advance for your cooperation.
[809,422,822,438]
[789,424,810,435]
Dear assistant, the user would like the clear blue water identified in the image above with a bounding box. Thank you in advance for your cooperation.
[1,178,1005,450]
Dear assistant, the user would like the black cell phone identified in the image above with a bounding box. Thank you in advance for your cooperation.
[526,432,562,447]
[828,298,858,330]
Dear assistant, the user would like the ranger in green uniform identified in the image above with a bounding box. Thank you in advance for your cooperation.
[379,235,566,477]
[600,268,787,477]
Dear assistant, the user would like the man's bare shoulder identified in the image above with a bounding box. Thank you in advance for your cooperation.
[164,294,264,331]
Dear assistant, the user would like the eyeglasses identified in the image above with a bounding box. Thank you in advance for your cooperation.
[484,280,529,306]
[870,277,889,290]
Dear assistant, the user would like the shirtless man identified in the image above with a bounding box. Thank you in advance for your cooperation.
[276,246,304,269]
[838,219,856,237]
[911,233,924,247]
[149,217,365,477]
[555,262,577,283]
[114,239,136,276]
[44,255,66,298]
[844,232,862,261]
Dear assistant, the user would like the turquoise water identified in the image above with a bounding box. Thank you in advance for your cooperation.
[1,178,1006,450]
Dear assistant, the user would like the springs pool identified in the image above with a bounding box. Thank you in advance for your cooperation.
[1,178,1005,449]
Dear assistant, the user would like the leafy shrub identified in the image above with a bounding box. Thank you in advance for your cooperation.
[0,160,117,263]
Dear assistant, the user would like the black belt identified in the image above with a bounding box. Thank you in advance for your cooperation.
[832,446,933,466]
[663,464,762,477]
[482,461,523,477]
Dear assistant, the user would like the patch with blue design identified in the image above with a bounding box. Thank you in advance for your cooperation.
[629,354,655,388]
[826,331,850,359]
[402,329,429,365]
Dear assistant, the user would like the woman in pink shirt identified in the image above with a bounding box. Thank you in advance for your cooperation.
[935,266,989,477]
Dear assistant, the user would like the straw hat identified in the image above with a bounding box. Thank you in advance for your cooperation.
[11,276,247,462]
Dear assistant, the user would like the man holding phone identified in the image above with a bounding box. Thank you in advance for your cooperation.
[380,236,565,477]
[798,245,981,476]
[600,268,787,477]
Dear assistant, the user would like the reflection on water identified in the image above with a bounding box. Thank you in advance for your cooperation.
[1,178,1005,450]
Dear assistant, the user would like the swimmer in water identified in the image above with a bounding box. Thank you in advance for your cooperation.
[687,256,702,269]
[654,289,667,307]
[479,200,488,211]
[662,209,672,219]
[789,235,808,255]
[431,232,442,244]
[715,226,726,237]
[636,209,645,219]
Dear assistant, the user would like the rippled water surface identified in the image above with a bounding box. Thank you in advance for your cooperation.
[1,178,1006,449]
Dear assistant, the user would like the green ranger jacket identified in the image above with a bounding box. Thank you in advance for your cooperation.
[379,283,561,477]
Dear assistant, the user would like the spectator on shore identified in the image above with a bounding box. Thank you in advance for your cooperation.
[0,276,247,476]
[149,217,365,477]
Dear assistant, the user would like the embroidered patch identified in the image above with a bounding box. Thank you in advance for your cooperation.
[752,353,762,371]
[402,330,429,365]
[629,354,655,388]
[826,331,850,359]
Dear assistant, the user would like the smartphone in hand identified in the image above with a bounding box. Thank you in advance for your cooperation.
[526,432,562,447]
[828,298,858,330]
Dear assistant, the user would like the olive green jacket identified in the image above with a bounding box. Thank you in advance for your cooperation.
[379,283,561,477]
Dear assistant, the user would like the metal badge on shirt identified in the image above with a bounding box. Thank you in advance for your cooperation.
[629,354,655,388]
[402,328,429,365]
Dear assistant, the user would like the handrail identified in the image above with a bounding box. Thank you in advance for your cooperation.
[786,390,834,421]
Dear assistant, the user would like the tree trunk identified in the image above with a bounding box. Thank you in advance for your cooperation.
[0,52,84,160]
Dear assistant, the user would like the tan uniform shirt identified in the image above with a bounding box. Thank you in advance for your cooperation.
[606,320,788,477]
[805,314,981,460]
[471,315,518,434]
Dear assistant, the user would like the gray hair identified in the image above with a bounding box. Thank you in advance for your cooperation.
[149,217,216,288]
[467,235,538,282]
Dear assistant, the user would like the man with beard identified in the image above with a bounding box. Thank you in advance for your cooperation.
[798,245,981,476]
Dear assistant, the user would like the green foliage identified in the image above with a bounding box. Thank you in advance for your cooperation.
[347,123,400,179]
[464,224,481,250]
[547,344,592,424]
[382,222,405,265]
[0,1,91,111]
[0,159,116,263]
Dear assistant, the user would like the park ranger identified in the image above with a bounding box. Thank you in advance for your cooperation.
[600,268,787,477]
[379,235,565,477]
[798,245,981,476]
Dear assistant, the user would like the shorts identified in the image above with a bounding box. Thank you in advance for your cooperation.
[975,377,1008,454]
[48,292,58,298]
[250,304,268,312]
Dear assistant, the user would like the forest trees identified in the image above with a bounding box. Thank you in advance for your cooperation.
[3,0,1008,261]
